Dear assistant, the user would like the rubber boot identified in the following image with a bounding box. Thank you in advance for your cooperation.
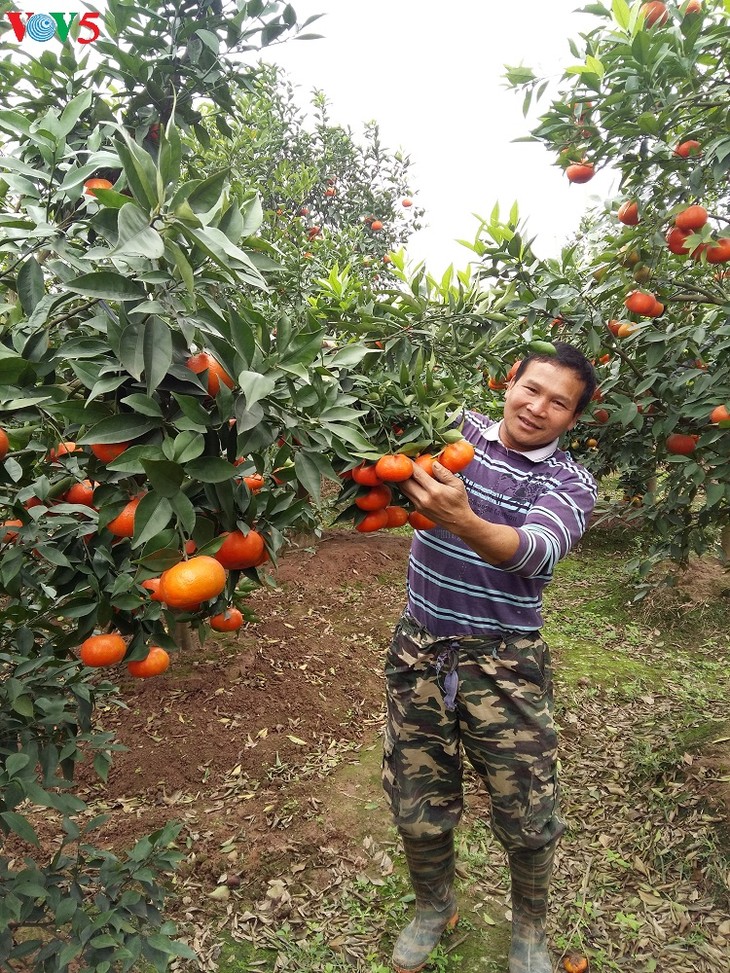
[392,829,458,973]
[508,842,556,973]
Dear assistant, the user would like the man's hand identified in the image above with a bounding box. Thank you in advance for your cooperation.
[398,461,473,531]
[400,459,521,565]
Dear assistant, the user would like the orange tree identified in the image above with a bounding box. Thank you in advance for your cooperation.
[0,0,356,968]
[469,0,730,580]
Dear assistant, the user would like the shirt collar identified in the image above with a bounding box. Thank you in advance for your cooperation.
[485,420,559,463]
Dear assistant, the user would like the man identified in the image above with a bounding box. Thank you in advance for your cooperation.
[384,342,597,973]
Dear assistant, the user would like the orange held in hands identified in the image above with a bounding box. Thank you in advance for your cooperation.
[438,440,475,473]
[355,484,392,511]
[351,462,383,486]
[186,351,235,396]
[374,453,414,482]
[160,555,227,608]
[356,509,389,533]
[409,511,437,531]
[127,646,170,678]
[79,633,127,667]
[385,505,410,528]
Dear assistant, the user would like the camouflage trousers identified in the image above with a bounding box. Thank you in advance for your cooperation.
[382,612,565,853]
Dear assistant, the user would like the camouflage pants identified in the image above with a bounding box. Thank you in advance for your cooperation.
[382,612,565,853]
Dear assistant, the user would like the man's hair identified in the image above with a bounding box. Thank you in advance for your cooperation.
[513,341,597,414]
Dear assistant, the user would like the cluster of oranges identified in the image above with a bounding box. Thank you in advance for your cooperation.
[344,440,475,534]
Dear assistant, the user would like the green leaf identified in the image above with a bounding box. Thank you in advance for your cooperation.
[141,460,184,497]
[184,457,238,483]
[171,393,212,431]
[66,272,147,301]
[143,317,173,395]
[0,812,39,846]
[120,394,163,417]
[132,494,173,548]
[116,134,159,209]
[113,203,165,259]
[78,414,159,445]
[237,370,276,409]
[17,256,45,315]
[171,431,205,463]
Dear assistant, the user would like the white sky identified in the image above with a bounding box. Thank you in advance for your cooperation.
[263,0,616,272]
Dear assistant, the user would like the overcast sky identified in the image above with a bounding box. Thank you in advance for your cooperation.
[262,0,616,272]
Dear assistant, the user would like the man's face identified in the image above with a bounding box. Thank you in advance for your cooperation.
[501,360,585,451]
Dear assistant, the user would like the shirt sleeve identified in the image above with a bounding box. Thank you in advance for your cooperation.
[497,465,597,579]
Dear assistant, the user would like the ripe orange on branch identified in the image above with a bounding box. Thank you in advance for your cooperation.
[65,480,96,507]
[706,239,730,264]
[49,441,81,462]
[673,139,701,158]
[142,577,165,602]
[666,227,690,255]
[0,428,9,460]
[617,201,639,226]
[107,496,141,538]
[674,205,707,232]
[374,453,414,482]
[160,555,226,608]
[709,405,730,424]
[127,646,170,678]
[91,441,130,462]
[211,607,244,632]
[79,633,127,667]
[385,506,410,528]
[624,290,661,316]
[351,462,383,486]
[355,484,392,511]
[565,162,594,184]
[666,433,699,455]
[186,352,235,396]
[84,177,113,196]
[438,440,475,473]
[356,509,389,533]
[214,529,265,570]
[414,454,435,476]
[641,1,669,26]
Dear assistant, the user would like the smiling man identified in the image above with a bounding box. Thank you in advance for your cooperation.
[383,342,597,973]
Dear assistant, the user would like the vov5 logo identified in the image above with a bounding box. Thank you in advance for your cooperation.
[4,9,101,44]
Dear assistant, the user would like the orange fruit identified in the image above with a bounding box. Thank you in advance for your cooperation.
[243,472,265,492]
[617,322,639,338]
[141,577,165,602]
[49,441,81,462]
[666,433,699,455]
[506,359,522,382]
[84,177,113,196]
[0,429,9,460]
[402,198,413,207]
[673,139,701,158]
[214,529,265,570]
[706,238,730,264]
[488,376,508,391]
[355,484,392,511]
[666,227,690,255]
[351,462,383,486]
[107,496,141,538]
[384,505,410,528]
[186,352,235,396]
[565,162,594,183]
[91,442,130,462]
[370,220,384,231]
[413,454,436,476]
[374,453,414,482]
[617,201,639,226]
[675,205,707,232]
[684,0,701,13]
[409,511,437,531]
[624,290,658,316]
[356,509,389,533]
[606,320,622,336]
[210,607,244,632]
[160,555,226,608]
[563,953,589,973]
[79,633,127,667]
[65,480,96,507]
[438,440,475,473]
[641,1,668,26]
[709,405,730,424]
[1,519,23,543]
[307,224,321,238]
[127,646,170,678]
[594,409,609,424]
[184,539,197,555]
[586,438,599,448]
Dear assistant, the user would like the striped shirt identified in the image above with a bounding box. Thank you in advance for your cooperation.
[406,411,597,637]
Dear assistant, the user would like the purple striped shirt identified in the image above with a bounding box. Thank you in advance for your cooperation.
[406,411,597,637]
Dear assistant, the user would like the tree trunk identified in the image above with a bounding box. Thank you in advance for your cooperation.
[721,524,730,561]
[175,621,201,653]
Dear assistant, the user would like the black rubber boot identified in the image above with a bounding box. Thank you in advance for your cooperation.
[508,842,556,973]
[392,830,458,973]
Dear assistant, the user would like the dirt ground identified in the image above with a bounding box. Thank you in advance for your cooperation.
[78,530,410,890]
